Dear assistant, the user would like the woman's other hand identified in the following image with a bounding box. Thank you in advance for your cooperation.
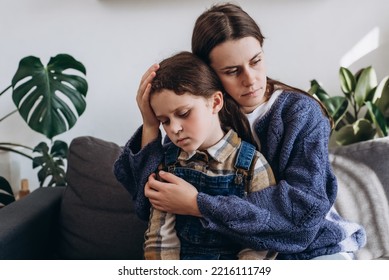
[145,171,201,217]
[136,63,160,147]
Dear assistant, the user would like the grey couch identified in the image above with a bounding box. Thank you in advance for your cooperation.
[0,135,388,260]
[0,136,147,259]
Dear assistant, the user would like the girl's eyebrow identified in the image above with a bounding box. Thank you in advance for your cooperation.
[219,51,262,71]
[154,105,190,118]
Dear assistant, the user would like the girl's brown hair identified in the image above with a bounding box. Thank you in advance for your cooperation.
[191,3,332,125]
[151,51,256,145]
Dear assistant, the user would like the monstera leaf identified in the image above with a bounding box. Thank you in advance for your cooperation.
[32,140,68,187]
[11,54,88,139]
[0,176,15,207]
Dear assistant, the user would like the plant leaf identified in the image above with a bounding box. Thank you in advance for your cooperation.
[0,176,15,206]
[339,67,356,94]
[50,140,68,158]
[32,141,67,187]
[322,96,349,128]
[11,54,88,139]
[33,142,49,154]
[0,176,14,196]
[334,119,376,146]
[0,193,15,206]
[308,79,330,101]
[354,66,377,108]
[372,75,389,118]
[365,101,388,137]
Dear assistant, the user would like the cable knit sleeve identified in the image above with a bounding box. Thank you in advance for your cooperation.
[197,93,340,254]
[113,125,164,221]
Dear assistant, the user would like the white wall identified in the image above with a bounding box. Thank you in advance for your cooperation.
[1,0,388,193]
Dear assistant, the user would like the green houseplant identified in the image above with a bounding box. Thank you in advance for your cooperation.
[0,176,15,208]
[309,66,389,146]
[0,54,88,207]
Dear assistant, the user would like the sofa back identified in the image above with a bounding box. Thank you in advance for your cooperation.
[58,136,147,259]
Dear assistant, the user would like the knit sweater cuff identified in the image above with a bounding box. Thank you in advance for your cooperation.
[123,125,162,157]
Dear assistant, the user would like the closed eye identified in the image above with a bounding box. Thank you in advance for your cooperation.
[177,110,190,118]
[250,52,263,66]
[159,118,169,125]
[251,58,262,65]
[224,68,239,75]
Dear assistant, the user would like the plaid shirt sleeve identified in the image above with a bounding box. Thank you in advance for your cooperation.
[144,207,181,260]
[249,152,276,192]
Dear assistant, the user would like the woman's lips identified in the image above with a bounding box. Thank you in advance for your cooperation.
[242,88,259,97]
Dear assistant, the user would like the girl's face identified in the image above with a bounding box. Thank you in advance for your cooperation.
[150,90,224,153]
[209,36,267,114]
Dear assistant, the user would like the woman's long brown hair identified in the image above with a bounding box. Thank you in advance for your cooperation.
[191,3,333,129]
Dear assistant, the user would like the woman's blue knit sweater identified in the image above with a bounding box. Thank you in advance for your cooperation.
[114,91,366,259]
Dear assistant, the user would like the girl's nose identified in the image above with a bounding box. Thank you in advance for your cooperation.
[170,119,182,134]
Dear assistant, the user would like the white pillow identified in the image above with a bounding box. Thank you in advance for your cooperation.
[330,137,389,260]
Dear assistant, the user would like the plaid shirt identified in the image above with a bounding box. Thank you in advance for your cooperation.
[144,129,276,260]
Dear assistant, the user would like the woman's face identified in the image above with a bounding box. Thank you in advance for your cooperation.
[209,36,267,114]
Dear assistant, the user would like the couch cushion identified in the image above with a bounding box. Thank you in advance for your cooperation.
[329,137,389,260]
[58,136,147,259]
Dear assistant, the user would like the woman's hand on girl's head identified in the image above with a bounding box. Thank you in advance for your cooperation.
[137,64,161,147]
[137,63,160,129]
[145,172,201,217]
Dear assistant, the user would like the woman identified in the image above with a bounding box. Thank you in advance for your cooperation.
[114,3,366,260]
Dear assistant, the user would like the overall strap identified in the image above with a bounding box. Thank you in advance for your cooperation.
[164,143,181,172]
[234,141,256,186]
[235,141,256,170]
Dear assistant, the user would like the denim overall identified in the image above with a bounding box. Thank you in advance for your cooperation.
[163,141,256,260]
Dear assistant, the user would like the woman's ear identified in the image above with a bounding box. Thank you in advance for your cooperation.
[212,91,224,113]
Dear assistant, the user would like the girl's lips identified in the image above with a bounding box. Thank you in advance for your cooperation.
[177,137,189,144]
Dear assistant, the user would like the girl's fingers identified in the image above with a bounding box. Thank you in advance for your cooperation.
[157,170,182,184]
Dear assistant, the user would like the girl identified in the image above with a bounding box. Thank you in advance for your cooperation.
[114,3,366,260]
[142,51,276,260]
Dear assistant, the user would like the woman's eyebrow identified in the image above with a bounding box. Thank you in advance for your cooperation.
[220,65,238,71]
[250,51,262,60]
[219,51,263,70]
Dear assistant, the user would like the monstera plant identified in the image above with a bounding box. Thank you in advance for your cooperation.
[0,176,15,208]
[0,54,88,206]
[309,66,389,146]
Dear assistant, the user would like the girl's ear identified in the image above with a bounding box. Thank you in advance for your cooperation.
[212,91,224,113]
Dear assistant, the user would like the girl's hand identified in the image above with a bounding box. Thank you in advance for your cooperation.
[145,171,201,217]
[136,64,160,147]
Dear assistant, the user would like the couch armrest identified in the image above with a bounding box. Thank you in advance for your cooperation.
[0,187,64,259]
